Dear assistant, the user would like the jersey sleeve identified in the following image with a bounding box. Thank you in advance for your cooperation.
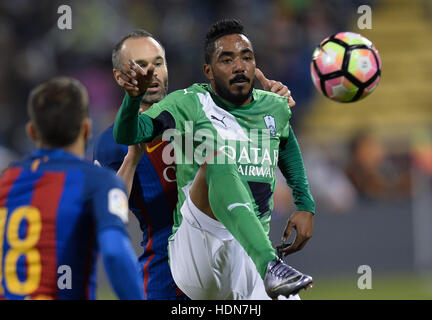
[89,168,130,234]
[113,93,156,145]
[278,126,315,214]
[143,89,200,136]
[113,90,200,145]
[98,228,143,299]
[277,99,292,140]
[91,172,143,299]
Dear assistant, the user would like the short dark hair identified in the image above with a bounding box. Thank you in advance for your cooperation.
[112,29,164,70]
[204,19,248,64]
[27,77,89,147]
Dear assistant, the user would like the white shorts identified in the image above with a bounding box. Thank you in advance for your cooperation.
[168,188,300,300]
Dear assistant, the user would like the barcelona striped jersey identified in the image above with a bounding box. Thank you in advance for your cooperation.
[0,148,134,299]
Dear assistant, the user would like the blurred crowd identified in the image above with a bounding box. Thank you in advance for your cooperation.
[273,131,417,217]
[4,0,426,215]
[0,0,372,155]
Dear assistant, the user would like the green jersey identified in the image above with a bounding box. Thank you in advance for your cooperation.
[142,83,292,237]
[114,82,315,278]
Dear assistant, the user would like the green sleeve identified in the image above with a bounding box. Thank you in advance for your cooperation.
[113,93,156,145]
[278,126,315,214]
[113,87,200,145]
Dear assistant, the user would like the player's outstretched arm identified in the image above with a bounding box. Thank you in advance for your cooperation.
[277,126,315,256]
[98,228,144,300]
[113,92,157,145]
[256,69,314,255]
[113,60,156,145]
[91,171,143,299]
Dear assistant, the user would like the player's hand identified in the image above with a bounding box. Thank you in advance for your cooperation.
[125,142,146,166]
[118,60,155,97]
[255,68,296,107]
[278,210,314,256]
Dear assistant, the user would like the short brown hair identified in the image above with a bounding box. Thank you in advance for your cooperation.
[112,29,164,70]
[27,77,89,147]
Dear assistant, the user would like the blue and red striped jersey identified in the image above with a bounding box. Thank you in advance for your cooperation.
[0,148,139,300]
[94,124,186,300]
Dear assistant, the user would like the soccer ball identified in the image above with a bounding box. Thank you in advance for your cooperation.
[310,32,382,102]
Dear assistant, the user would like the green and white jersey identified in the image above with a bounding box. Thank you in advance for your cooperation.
[144,83,292,237]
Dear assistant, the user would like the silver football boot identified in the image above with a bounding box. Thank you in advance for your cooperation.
[264,258,313,299]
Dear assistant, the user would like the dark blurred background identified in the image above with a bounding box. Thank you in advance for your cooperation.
[1,0,431,299]
[0,0,374,158]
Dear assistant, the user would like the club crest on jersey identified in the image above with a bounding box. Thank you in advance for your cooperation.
[263,115,276,137]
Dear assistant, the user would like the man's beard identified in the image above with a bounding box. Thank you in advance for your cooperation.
[142,77,168,105]
[213,75,253,105]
